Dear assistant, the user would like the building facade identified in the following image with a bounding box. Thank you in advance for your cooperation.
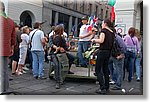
[8,0,43,28]
[42,0,112,35]
[115,0,143,35]
[3,0,112,35]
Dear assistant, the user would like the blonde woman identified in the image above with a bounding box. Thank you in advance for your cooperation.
[16,26,30,75]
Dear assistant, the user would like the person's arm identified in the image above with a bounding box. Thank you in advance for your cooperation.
[91,32,105,44]
[79,31,93,39]
[11,23,16,55]
[40,31,46,45]
[49,36,58,49]
[26,35,30,45]
[135,37,140,53]
[62,37,69,51]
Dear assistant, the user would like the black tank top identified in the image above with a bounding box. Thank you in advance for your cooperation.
[99,28,114,50]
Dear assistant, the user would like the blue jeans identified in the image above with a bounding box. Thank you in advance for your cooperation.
[77,41,91,65]
[135,57,141,79]
[125,51,136,81]
[108,57,117,82]
[31,51,44,77]
[112,57,124,87]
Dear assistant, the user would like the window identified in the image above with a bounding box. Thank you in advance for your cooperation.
[105,10,108,19]
[110,12,112,20]
[73,0,77,10]
[72,16,76,26]
[51,10,56,26]
[80,1,84,12]
[58,13,69,34]
[89,4,92,15]
[95,5,98,17]
[64,1,68,7]
[82,1,85,12]
[101,9,103,20]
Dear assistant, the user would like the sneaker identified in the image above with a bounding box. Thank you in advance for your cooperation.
[38,76,47,80]
[80,64,88,68]
[55,83,60,89]
[68,71,74,74]
[136,77,140,82]
[16,71,23,75]
[22,67,29,71]
[9,78,13,81]
[22,70,27,74]
[34,76,38,79]
[0,91,14,95]
[109,81,115,85]
[12,73,16,75]
[111,86,121,90]
[94,73,97,76]
[95,89,107,94]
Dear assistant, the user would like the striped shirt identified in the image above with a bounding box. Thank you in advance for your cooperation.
[0,13,16,56]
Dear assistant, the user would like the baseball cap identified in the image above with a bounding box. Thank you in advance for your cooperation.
[82,16,88,20]
[14,22,20,28]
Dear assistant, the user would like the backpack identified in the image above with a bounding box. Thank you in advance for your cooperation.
[111,35,122,57]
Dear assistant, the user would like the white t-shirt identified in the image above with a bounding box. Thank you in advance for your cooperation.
[19,33,29,48]
[63,32,68,38]
[79,24,93,41]
[49,31,54,38]
[29,29,45,51]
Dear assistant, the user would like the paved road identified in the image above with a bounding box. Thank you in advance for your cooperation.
[9,63,143,95]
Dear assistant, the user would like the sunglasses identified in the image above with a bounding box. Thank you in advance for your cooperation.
[93,31,98,32]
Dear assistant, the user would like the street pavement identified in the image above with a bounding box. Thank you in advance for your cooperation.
[9,62,143,95]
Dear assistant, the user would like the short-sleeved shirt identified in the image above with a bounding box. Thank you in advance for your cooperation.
[79,24,92,41]
[19,33,29,48]
[99,28,114,50]
[29,29,45,51]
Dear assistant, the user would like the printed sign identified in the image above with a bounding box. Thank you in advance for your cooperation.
[116,24,126,35]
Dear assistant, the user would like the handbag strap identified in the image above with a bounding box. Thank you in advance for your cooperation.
[130,36,136,45]
[29,30,38,49]
[31,29,38,42]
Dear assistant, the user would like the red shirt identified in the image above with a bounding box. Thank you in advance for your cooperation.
[0,15,16,56]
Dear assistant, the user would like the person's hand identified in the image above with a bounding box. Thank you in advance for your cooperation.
[91,39,96,43]
[10,49,14,56]
[89,31,93,35]
[44,37,48,42]
[60,47,65,53]
[10,46,14,56]
[54,47,61,54]
[116,54,125,60]
[136,52,140,58]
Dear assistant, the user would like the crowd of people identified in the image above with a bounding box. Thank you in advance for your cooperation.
[0,1,142,95]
